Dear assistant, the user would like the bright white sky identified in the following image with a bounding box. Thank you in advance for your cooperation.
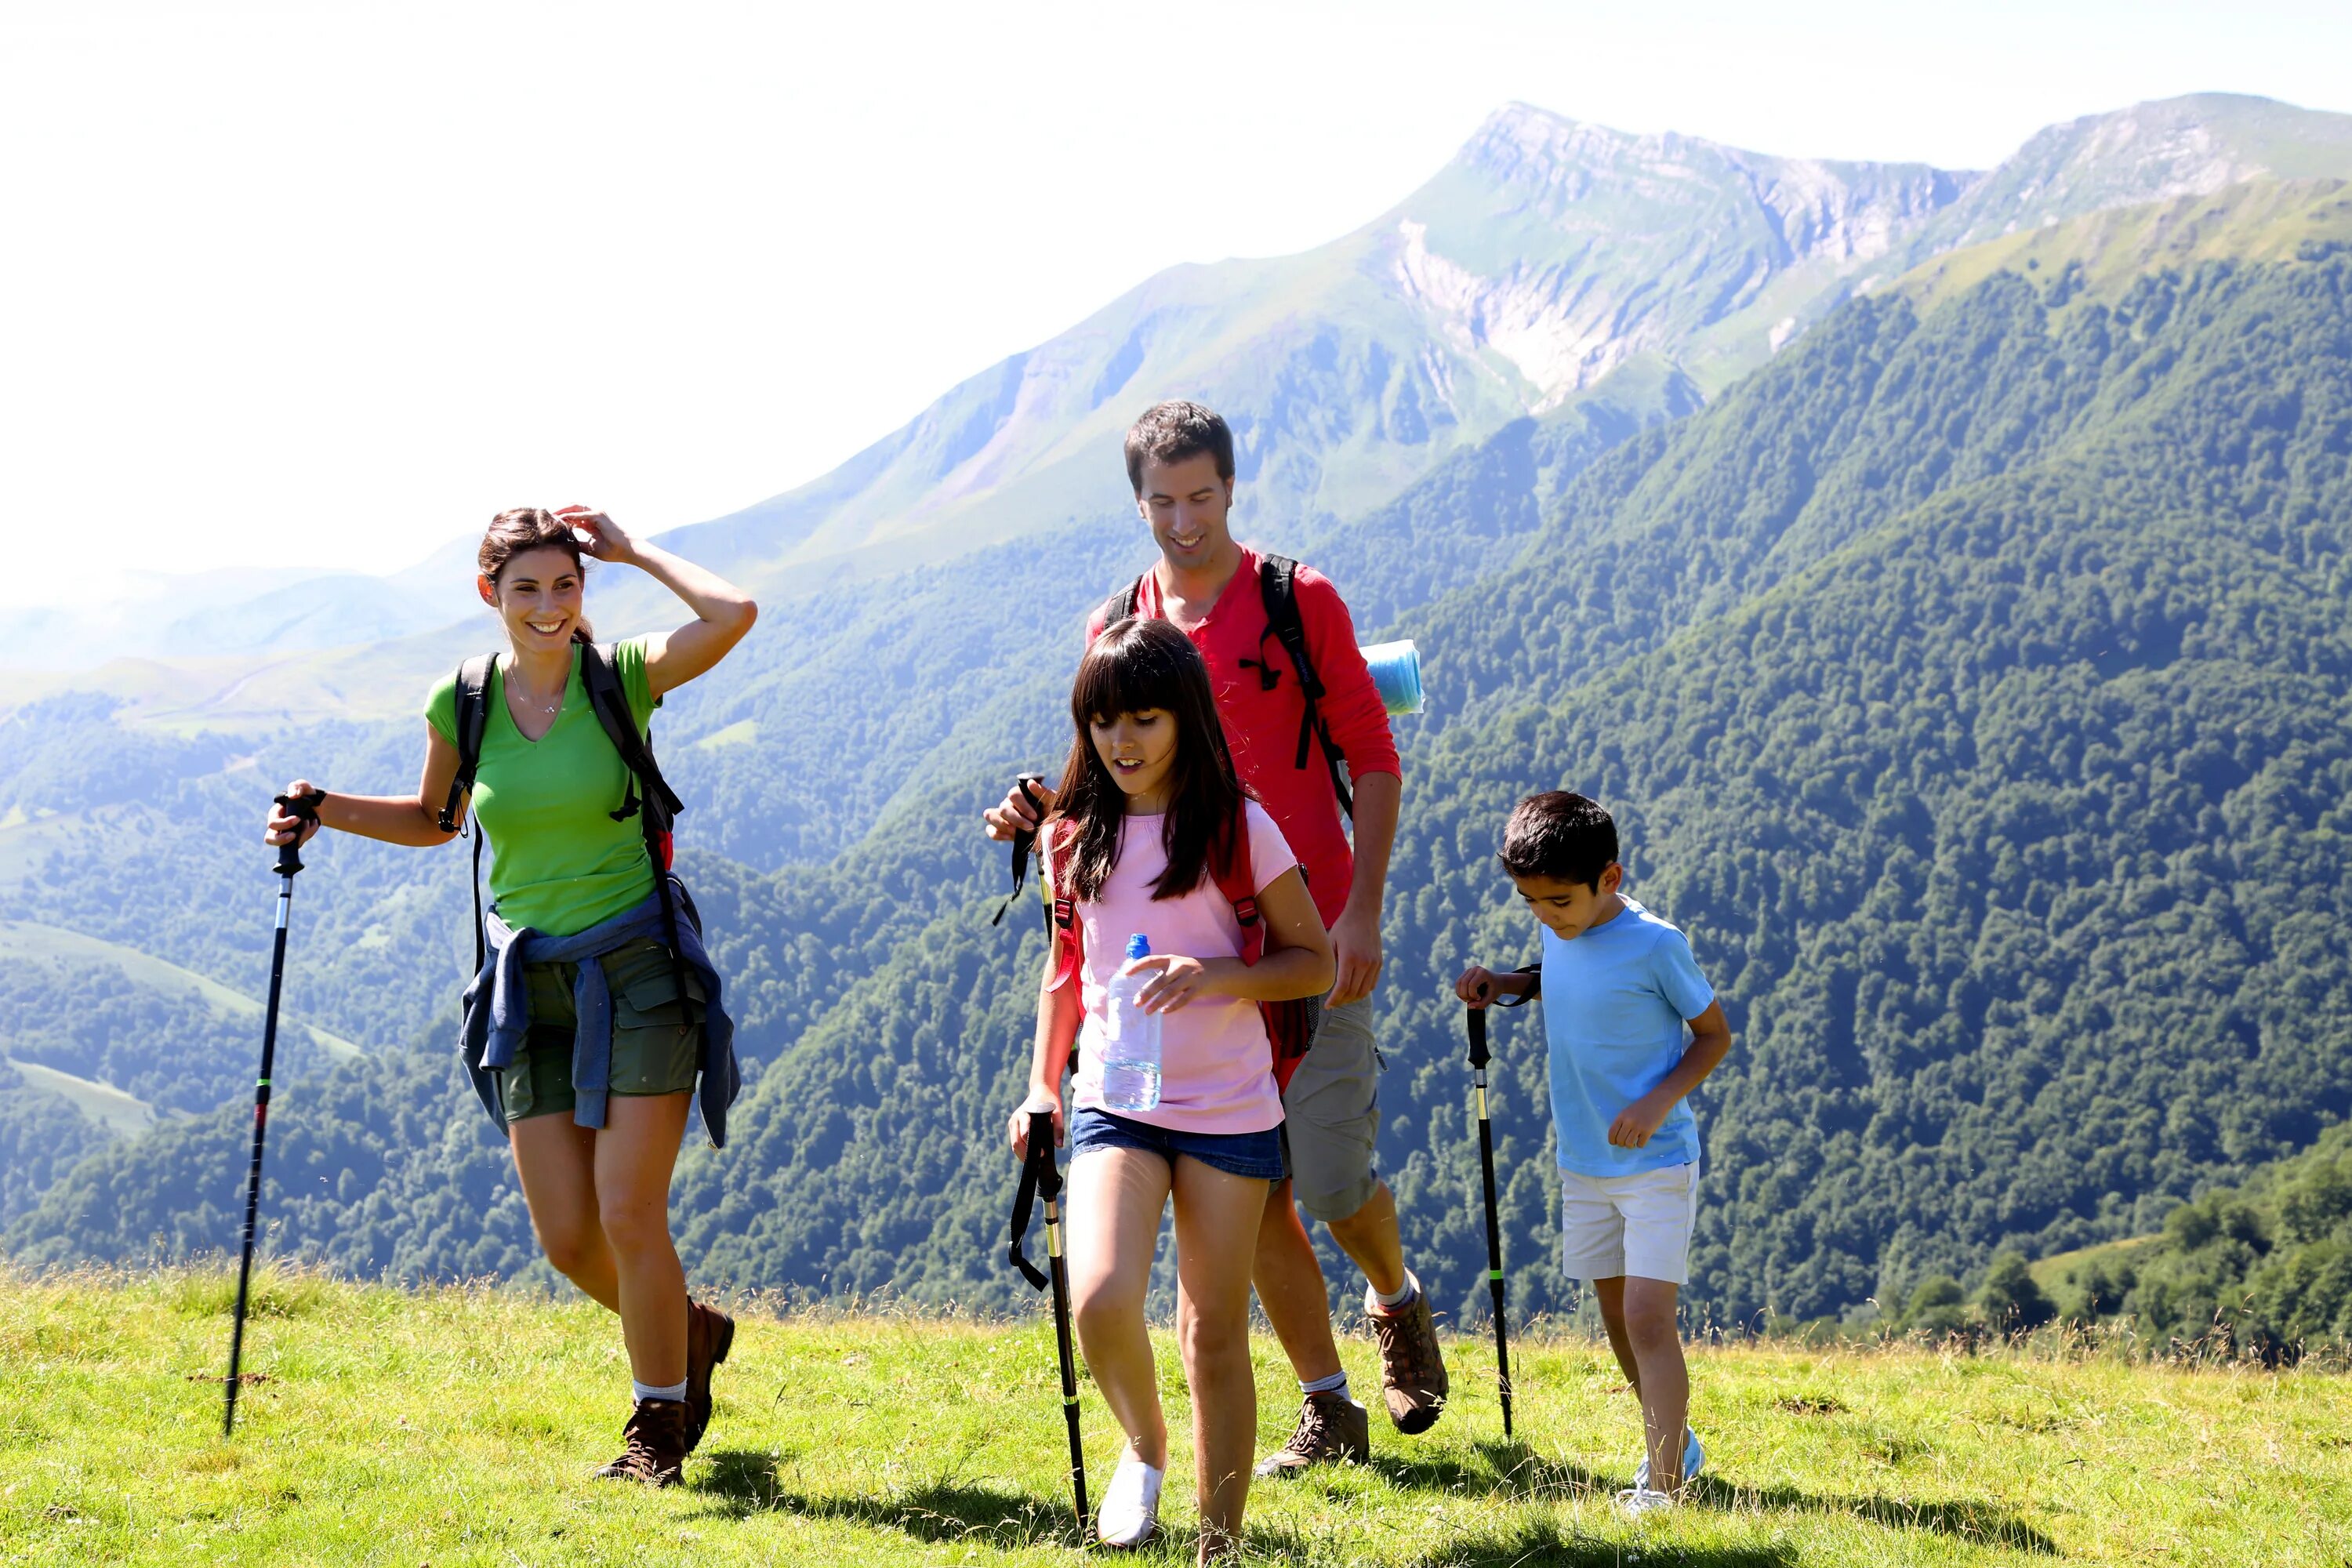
[4,0,2348,607]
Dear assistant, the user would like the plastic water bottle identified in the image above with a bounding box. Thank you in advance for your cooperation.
[1100,933,1163,1113]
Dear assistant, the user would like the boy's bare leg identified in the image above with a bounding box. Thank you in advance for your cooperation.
[1252,1180,1344,1382]
[1590,1276,1643,1389]
[1603,1277,1689,1492]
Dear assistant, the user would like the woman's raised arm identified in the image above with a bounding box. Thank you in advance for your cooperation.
[559,506,757,699]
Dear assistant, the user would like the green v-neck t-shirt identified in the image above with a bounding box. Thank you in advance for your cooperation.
[424,639,659,938]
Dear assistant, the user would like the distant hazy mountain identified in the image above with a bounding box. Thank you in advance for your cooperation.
[16,93,2352,689]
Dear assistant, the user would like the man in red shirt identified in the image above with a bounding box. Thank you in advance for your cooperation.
[987,400,1448,1472]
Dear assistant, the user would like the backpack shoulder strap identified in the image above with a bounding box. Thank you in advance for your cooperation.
[1257,557,1319,695]
[579,640,698,1029]
[438,654,495,833]
[1209,805,1266,967]
[1105,573,1145,626]
[1044,820,1085,988]
[580,641,684,827]
[1255,557,1354,819]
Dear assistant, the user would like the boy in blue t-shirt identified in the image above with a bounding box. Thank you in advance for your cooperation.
[1454,791,1732,1515]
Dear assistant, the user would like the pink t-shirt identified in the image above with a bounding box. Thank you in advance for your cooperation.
[1054,800,1297,1135]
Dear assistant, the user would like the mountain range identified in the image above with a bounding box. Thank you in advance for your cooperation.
[7,91,2352,1337]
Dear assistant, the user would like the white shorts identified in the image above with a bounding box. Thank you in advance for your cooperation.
[1559,1161,1697,1285]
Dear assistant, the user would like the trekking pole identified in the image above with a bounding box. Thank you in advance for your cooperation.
[223,789,322,1438]
[1009,1109,1089,1532]
[1467,1005,1515,1438]
[990,774,1048,927]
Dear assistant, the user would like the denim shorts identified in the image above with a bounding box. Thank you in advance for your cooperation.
[1069,1106,1287,1182]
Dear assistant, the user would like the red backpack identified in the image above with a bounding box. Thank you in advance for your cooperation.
[1045,810,1320,1091]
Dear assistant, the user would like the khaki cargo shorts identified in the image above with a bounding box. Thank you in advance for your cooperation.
[499,937,705,1125]
[1279,995,1381,1223]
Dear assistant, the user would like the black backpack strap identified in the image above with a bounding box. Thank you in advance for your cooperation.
[579,642,697,1033]
[1105,575,1144,626]
[438,655,496,977]
[438,655,495,834]
[1257,556,1354,819]
[579,643,684,831]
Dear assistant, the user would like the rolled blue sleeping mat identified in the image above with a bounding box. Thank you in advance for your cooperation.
[1361,639,1424,716]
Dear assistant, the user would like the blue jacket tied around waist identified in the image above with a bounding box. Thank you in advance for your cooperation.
[459,880,740,1145]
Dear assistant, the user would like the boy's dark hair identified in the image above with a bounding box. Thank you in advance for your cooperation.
[1499,791,1618,888]
[1124,399,1235,495]
[1052,616,1248,903]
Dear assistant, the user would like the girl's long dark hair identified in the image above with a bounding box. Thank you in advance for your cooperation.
[1052,616,1247,904]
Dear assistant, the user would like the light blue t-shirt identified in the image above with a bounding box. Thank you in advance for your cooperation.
[1538,899,1715,1178]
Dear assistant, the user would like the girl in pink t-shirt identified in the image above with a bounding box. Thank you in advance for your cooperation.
[1008,617,1332,1560]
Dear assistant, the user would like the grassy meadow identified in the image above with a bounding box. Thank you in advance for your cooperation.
[5,1267,2347,1566]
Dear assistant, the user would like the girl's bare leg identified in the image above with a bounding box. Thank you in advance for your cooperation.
[1066,1146,1175,1469]
[1172,1156,1270,1561]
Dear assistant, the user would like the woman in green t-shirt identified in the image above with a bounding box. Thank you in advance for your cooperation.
[263,505,757,1486]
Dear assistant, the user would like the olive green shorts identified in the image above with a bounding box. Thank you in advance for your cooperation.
[499,937,706,1126]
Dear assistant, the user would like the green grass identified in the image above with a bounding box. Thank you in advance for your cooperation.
[6,1269,2348,1566]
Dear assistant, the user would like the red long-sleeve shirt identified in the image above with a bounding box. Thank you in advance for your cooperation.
[1086,547,1401,927]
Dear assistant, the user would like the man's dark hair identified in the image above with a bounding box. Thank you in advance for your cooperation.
[1499,791,1618,888]
[1124,399,1235,495]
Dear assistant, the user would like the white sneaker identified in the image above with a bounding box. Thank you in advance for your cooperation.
[1632,1426,1704,1490]
[1617,1486,1678,1518]
[1096,1455,1163,1548]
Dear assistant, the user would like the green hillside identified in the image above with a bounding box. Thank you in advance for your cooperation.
[10,165,2352,1344]
[2036,1123,2352,1359]
[6,1269,2345,1566]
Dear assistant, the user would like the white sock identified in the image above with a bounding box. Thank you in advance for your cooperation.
[1371,1269,1421,1312]
[632,1377,689,1404]
[1300,1369,1352,1401]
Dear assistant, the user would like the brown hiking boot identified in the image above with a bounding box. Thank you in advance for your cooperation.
[1253,1388,1370,1476]
[1367,1283,1450,1434]
[593,1398,689,1486]
[684,1298,735,1454]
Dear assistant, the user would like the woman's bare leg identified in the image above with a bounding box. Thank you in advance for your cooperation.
[1065,1147,1174,1470]
[510,1112,620,1311]
[592,1091,693,1387]
[1172,1156,1270,1560]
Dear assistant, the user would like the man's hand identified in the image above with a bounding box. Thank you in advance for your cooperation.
[984,777,1058,843]
[1328,904,1384,1007]
[1608,1091,1674,1149]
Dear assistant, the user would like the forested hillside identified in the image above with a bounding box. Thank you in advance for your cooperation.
[10,87,2352,1331]
[20,218,2349,1343]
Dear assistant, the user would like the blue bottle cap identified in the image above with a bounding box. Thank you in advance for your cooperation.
[1125,933,1151,960]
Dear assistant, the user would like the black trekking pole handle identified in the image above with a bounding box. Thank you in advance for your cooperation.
[1467,1005,1515,1439]
[226,789,323,1437]
[992,775,1049,927]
